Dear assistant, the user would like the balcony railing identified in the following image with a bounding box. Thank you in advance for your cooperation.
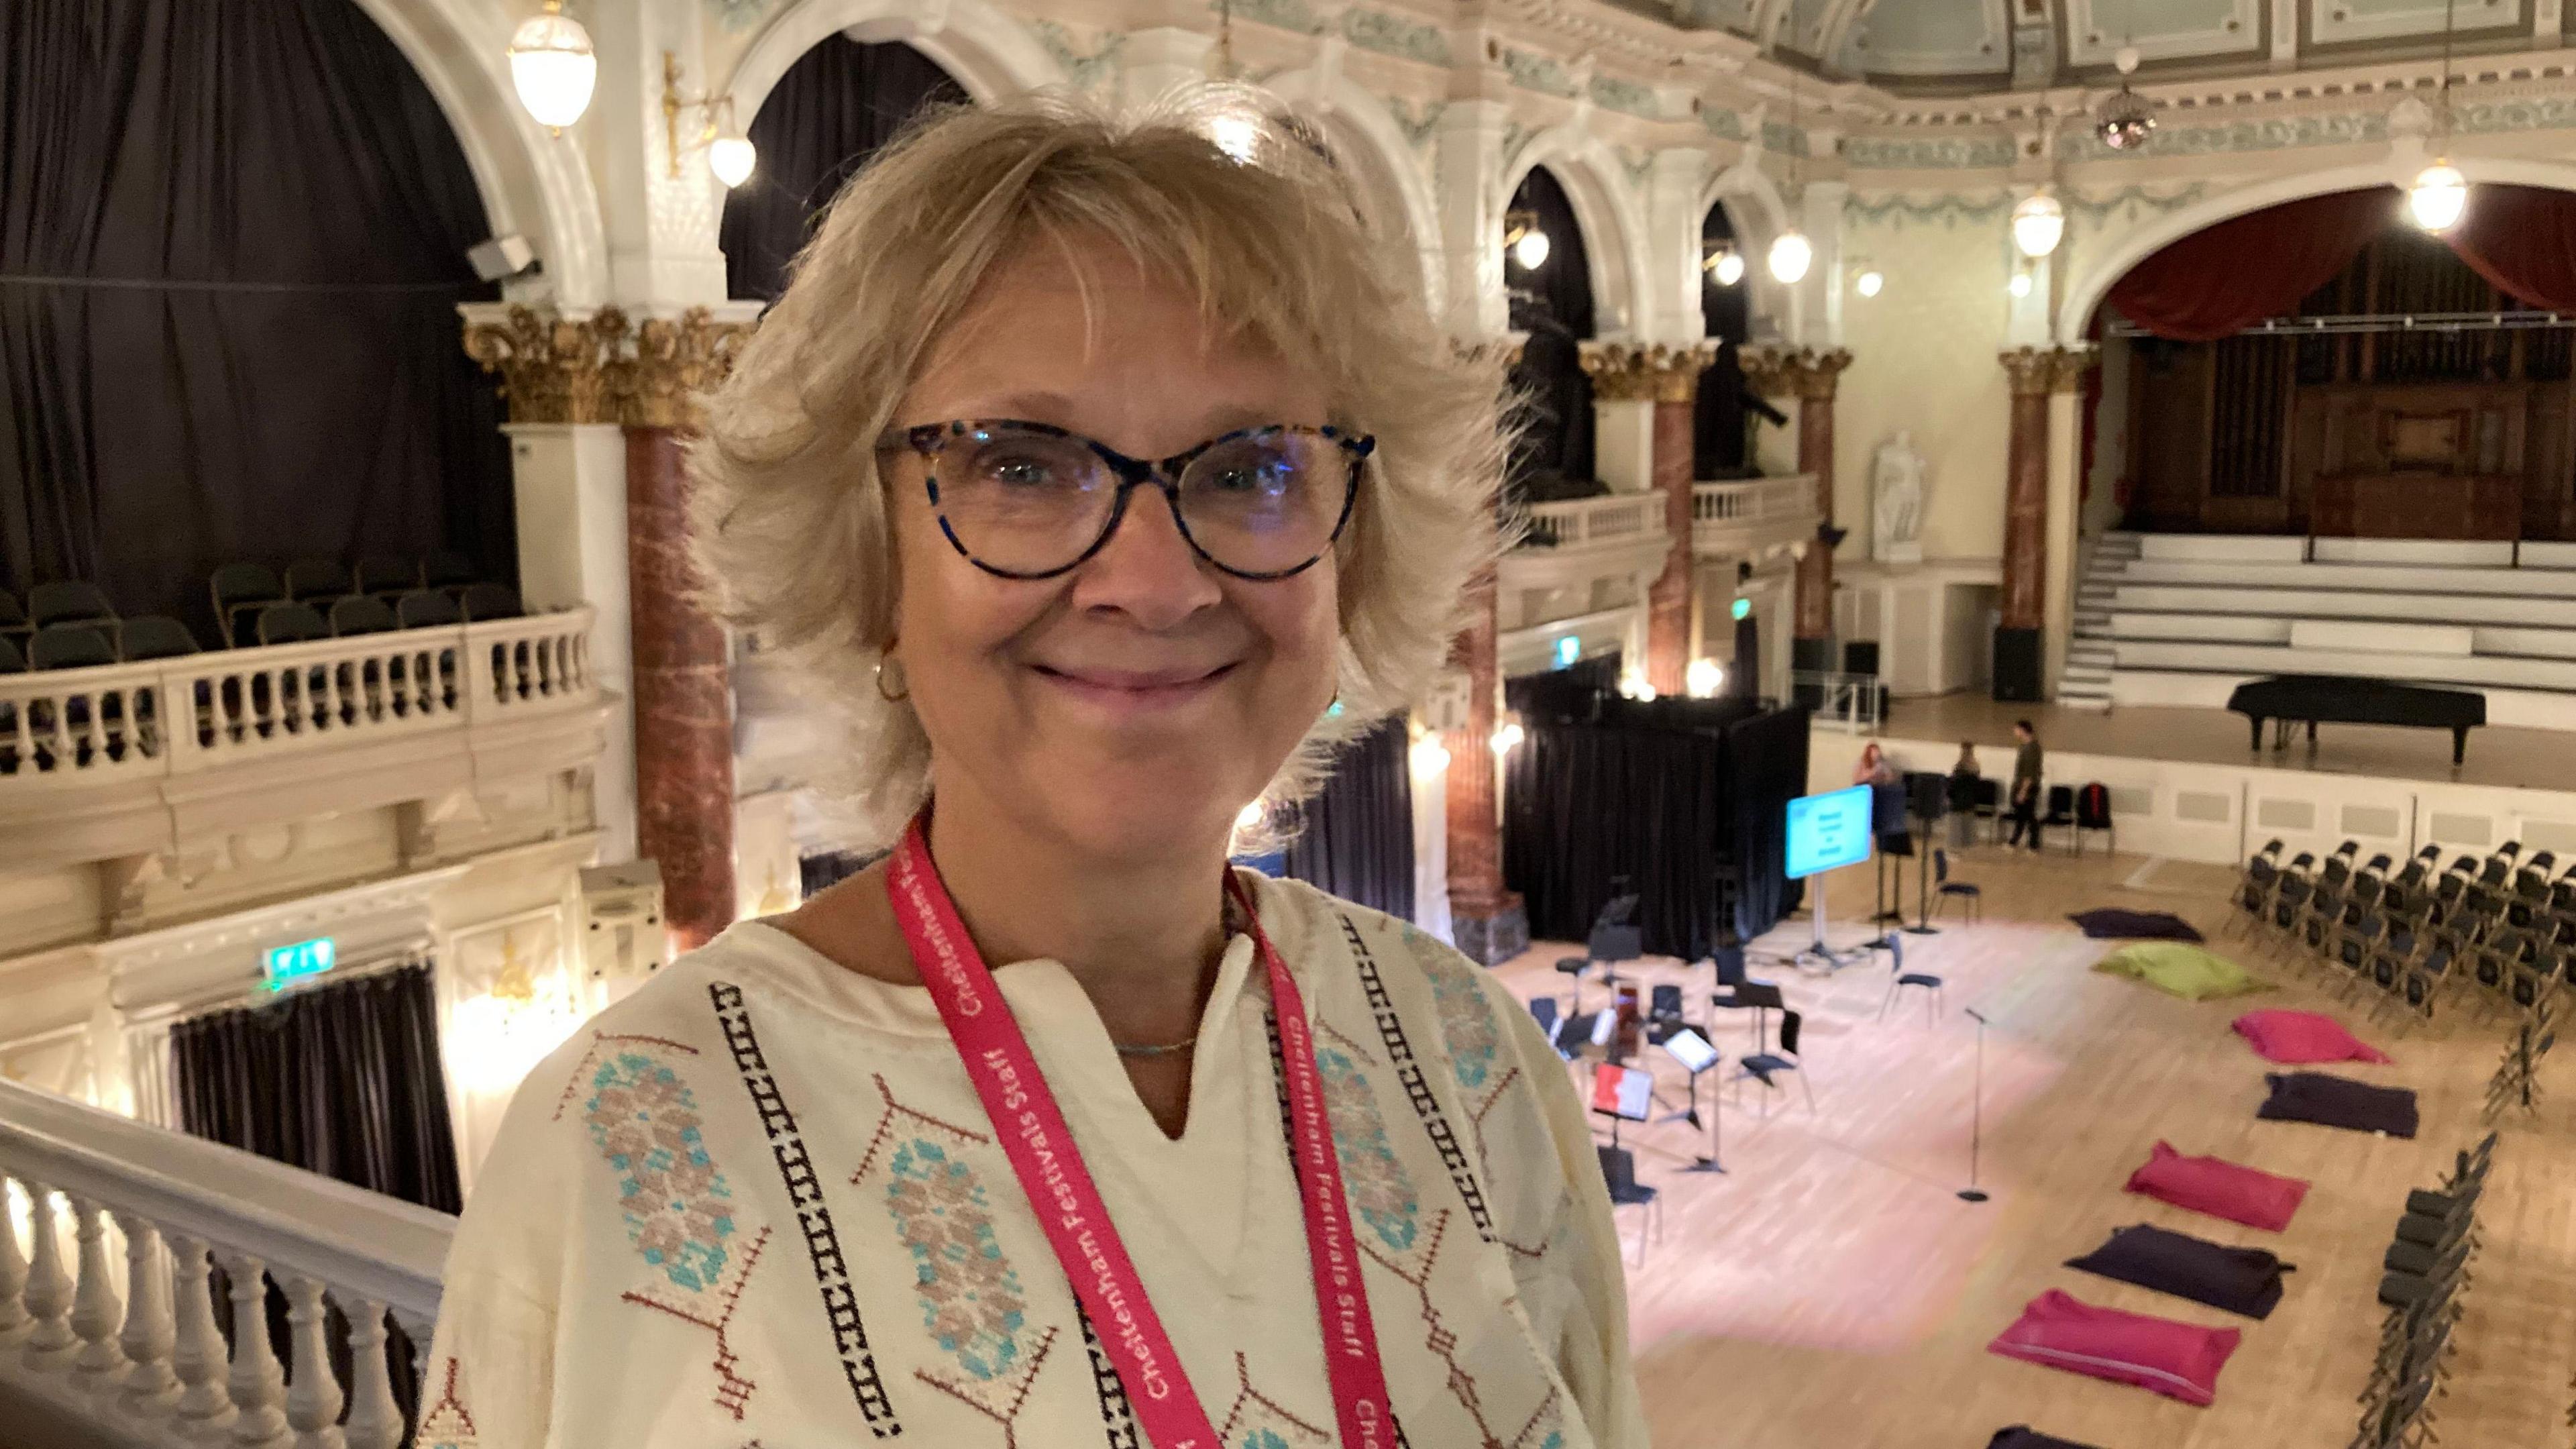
[0,1078,451,1448]
[1692,475,1819,556]
[0,609,594,792]
[1518,493,1664,550]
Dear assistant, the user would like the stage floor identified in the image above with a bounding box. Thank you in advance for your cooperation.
[1488,845,2576,1448]
[1876,693,2571,792]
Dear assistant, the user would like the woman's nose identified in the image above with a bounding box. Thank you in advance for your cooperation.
[1067,482,1224,627]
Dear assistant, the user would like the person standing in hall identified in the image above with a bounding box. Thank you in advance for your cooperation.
[2006,719,2045,851]
[1945,741,1982,850]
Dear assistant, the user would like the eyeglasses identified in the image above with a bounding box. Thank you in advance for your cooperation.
[884,419,1372,581]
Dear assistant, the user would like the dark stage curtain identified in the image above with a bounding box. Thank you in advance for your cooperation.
[1723,702,1811,941]
[719,37,968,303]
[2443,183,2576,314]
[1506,166,1597,500]
[2107,188,2397,342]
[172,961,462,1213]
[1283,719,1414,919]
[1,0,512,629]
[1505,653,1622,718]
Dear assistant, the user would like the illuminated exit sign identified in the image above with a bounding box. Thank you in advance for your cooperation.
[262,937,336,991]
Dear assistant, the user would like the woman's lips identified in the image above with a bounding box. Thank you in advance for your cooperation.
[1030,661,1240,712]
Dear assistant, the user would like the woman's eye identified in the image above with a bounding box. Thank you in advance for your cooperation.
[984,453,1060,488]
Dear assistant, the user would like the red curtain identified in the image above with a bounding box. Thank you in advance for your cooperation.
[2106,187,2400,341]
[2442,183,2576,313]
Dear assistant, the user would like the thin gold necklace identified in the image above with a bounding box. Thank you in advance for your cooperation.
[1112,1034,1198,1059]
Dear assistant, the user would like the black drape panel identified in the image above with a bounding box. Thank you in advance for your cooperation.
[1723,702,1811,939]
[172,961,462,1213]
[1,0,512,631]
[720,37,968,303]
[1504,652,1621,717]
[1283,719,1414,920]
[1505,166,1597,500]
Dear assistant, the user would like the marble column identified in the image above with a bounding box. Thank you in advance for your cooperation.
[1580,343,1714,694]
[1444,566,1525,964]
[1995,345,2094,702]
[1743,347,1854,676]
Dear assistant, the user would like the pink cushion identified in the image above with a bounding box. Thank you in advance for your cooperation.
[2232,1009,2392,1065]
[2123,1140,2310,1232]
[1988,1289,2243,1406]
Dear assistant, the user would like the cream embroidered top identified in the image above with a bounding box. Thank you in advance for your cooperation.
[421,875,1645,1449]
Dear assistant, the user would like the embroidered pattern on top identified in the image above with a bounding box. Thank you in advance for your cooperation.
[708,981,906,1438]
[417,1357,480,1449]
[1218,1350,1335,1449]
[580,1045,769,1418]
[1340,916,1496,1243]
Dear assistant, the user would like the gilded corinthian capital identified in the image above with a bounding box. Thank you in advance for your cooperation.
[1578,341,1720,403]
[1999,344,2098,397]
[461,303,755,428]
[1737,345,1854,401]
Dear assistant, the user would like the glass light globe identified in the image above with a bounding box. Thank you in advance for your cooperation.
[1768,230,1813,284]
[2410,162,2468,232]
[2012,191,2065,258]
[1686,658,1725,698]
[1408,735,1451,776]
[708,134,757,188]
[1856,268,1885,298]
[2009,272,2034,299]
[1489,721,1525,757]
[1513,228,1551,271]
[1711,249,1746,286]
[508,9,597,131]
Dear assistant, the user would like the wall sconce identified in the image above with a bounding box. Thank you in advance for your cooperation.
[1704,245,1746,286]
[2011,189,2066,258]
[1489,717,1526,757]
[1852,261,1885,298]
[663,50,756,187]
[507,1,596,131]
[1503,209,1551,270]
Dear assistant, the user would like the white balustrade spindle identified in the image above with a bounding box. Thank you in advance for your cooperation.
[282,1273,346,1449]
[21,1179,75,1361]
[223,1250,292,1447]
[0,1173,29,1337]
[169,1234,241,1439]
[68,1194,129,1388]
[115,1208,182,1414]
[341,1297,405,1449]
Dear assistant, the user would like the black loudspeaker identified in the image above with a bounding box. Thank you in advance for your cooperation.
[1729,614,1760,698]
[1993,627,2045,702]
[1791,636,1837,672]
[1843,640,1880,676]
[1906,771,1948,822]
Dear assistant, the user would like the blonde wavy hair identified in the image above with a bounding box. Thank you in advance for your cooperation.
[691,88,1509,842]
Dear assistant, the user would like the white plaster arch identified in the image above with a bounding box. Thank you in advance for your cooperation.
[352,0,608,305]
[1500,125,1652,339]
[2059,154,2576,345]
[724,0,1069,116]
[1700,160,1794,337]
[1266,66,1444,305]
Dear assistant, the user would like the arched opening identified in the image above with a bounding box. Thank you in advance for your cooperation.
[2,0,514,641]
[719,36,971,304]
[2101,184,2576,542]
[1695,200,1760,480]
[1505,165,1598,501]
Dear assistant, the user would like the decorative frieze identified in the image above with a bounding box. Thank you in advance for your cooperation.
[1578,341,1717,403]
[461,305,752,429]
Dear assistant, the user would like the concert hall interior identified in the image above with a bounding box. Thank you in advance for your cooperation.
[7,1,2576,1447]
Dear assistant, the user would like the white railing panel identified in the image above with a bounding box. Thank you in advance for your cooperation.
[1692,475,1819,554]
[0,608,596,794]
[1520,493,1660,549]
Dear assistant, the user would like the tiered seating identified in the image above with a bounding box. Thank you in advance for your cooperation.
[2080,534,2576,729]
[2349,1133,2494,1449]
[2229,839,2575,1029]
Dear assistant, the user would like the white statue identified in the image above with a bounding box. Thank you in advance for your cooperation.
[1872,431,1927,565]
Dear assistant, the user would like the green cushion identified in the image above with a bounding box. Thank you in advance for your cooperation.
[2092,942,2272,1000]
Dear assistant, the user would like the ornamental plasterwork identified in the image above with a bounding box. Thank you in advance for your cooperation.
[1758,120,1811,158]
[1221,0,1325,38]
[1027,19,1123,96]
[2057,110,2386,162]
[1341,8,1453,67]
[1499,46,1579,99]
[708,0,781,33]
[1701,108,1746,142]
[1841,136,2017,170]
[1841,192,2013,230]
[1616,144,1654,191]
[2062,182,2210,226]
[1385,97,1447,152]
[2453,94,2576,136]
[1588,73,1662,120]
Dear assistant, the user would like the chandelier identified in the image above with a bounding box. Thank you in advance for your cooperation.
[2094,46,2154,152]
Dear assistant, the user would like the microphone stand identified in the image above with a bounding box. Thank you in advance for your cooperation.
[1959,1006,1990,1203]
[1680,1059,1725,1173]
[1908,808,1943,936]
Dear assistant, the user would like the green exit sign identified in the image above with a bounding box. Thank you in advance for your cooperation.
[262,937,336,990]
[1731,596,1753,621]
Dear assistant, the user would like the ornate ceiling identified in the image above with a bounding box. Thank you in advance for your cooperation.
[1637,0,2557,93]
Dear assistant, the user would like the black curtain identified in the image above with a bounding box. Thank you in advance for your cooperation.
[1723,702,1811,940]
[1283,719,1414,920]
[1504,651,1621,716]
[1,0,513,633]
[719,36,968,303]
[1694,201,1754,478]
[1505,166,1597,501]
[172,961,462,1212]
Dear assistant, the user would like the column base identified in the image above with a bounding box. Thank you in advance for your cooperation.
[1992,627,2045,702]
[1449,893,1529,966]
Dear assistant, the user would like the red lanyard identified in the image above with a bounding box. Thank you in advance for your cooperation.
[887,817,1395,1449]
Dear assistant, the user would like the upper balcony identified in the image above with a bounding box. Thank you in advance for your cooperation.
[1,610,607,874]
[1693,475,1820,561]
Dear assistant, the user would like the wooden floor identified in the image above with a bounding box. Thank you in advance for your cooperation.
[1878,694,2573,793]
[1489,843,2576,1449]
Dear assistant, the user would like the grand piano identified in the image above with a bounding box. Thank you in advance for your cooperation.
[2227,675,2487,766]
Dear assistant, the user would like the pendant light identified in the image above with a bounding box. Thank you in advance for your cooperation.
[2410,0,2470,233]
[508,0,597,131]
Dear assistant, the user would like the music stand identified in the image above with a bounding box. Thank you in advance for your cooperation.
[1660,1028,1726,1173]
[1713,980,1784,1057]
[1905,775,1948,937]
[1590,1062,1654,1150]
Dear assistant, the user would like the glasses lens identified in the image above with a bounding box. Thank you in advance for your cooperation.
[930,425,1116,576]
[1177,429,1350,575]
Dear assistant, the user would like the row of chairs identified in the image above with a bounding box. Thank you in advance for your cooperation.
[2351,1132,2493,1449]
[0,585,524,677]
[211,556,482,648]
[2230,839,2576,1029]
[1928,773,2116,855]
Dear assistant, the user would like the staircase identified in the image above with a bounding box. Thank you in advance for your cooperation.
[2057,530,2140,710]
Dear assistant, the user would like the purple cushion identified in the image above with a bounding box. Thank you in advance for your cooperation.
[1988,1431,2101,1449]
[2257,1071,2418,1138]
[2064,1223,2295,1319]
[2070,908,2206,941]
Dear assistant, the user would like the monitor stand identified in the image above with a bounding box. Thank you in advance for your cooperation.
[1795,871,1867,974]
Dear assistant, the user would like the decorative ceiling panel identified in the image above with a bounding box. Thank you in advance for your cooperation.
[2063,0,2262,68]
[1849,0,2010,74]
[2309,0,2525,48]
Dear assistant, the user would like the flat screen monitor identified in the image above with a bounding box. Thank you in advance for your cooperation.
[1786,784,1876,880]
[1660,1028,1719,1075]
[1591,1063,1654,1122]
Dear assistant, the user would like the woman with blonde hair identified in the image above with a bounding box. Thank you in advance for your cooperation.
[425,91,1644,1448]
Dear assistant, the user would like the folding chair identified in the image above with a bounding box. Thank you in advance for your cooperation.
[1595,1145,1662,1267]
[1732,1008,1815,1116]
[1931,849,1982,923]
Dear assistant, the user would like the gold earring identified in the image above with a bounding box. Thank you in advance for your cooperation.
[874,656,910,702]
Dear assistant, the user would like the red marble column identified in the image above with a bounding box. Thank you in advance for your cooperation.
[1444,567,1526,964]
[627,426,737,950]
[2000,374,2053,632]
[1790,354,1853,650]
[1647,385,1698,696]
